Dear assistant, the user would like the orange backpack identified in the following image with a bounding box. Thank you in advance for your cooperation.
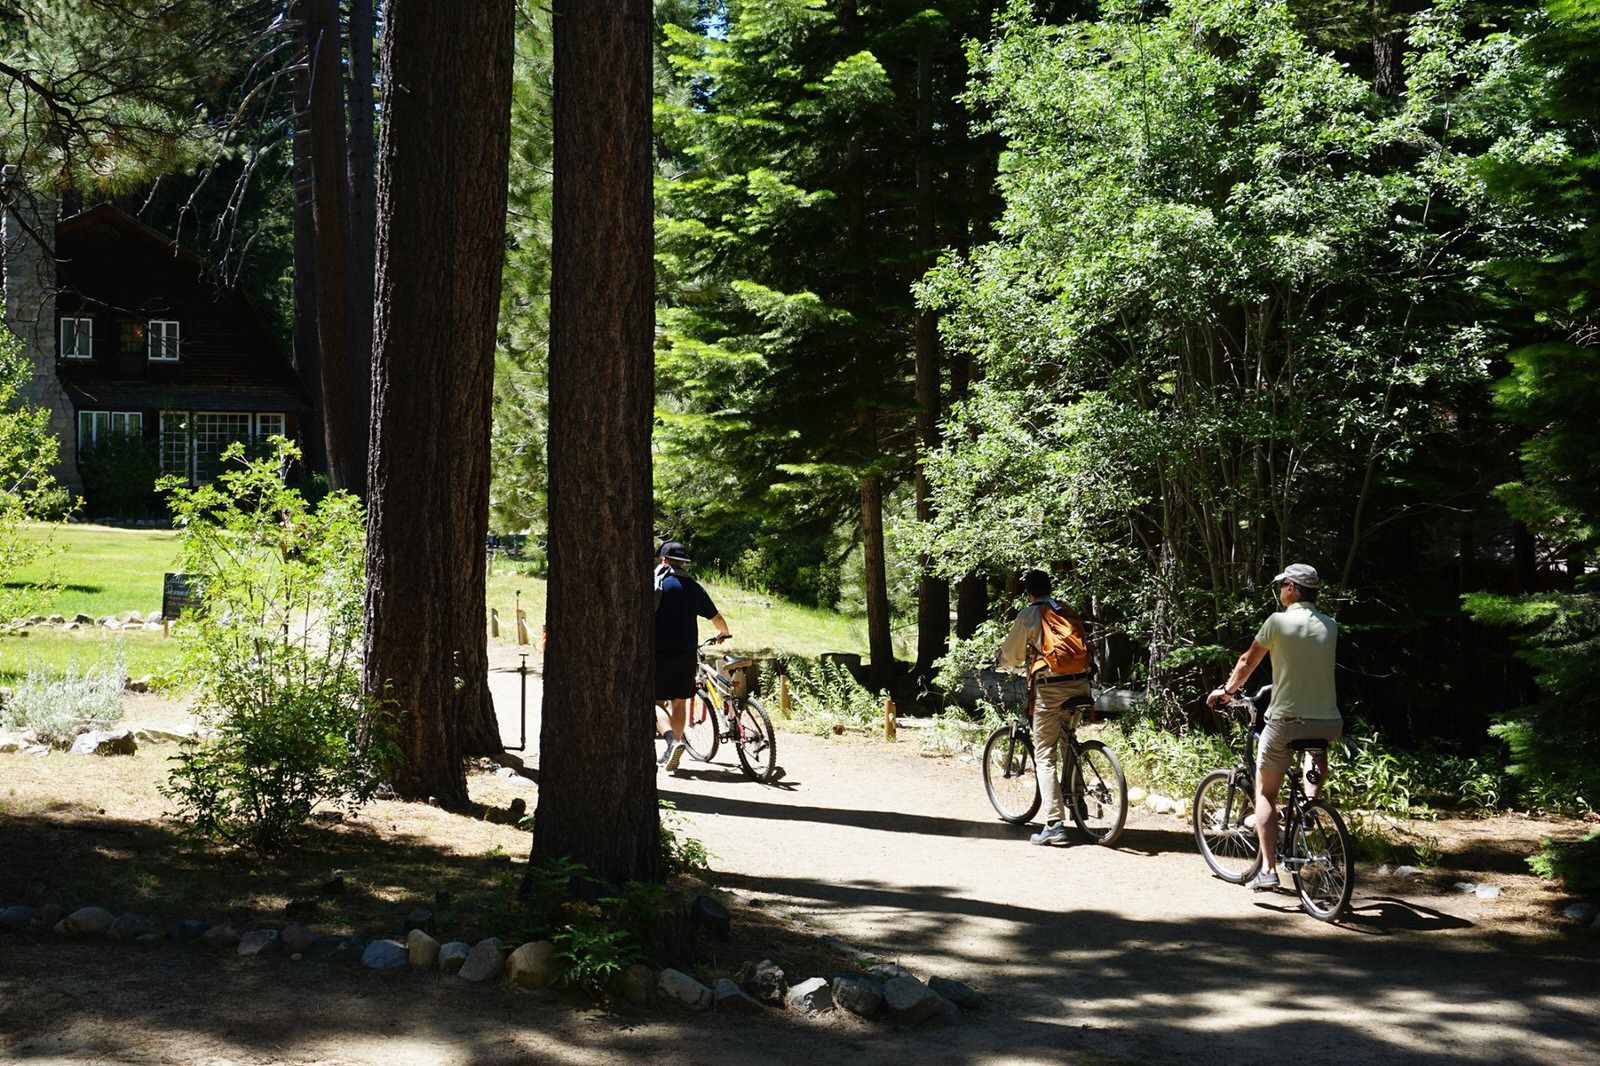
[1034,600,1093,676]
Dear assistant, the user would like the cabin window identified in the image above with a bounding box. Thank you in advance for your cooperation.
[256,412,285,439]
[77,410,143,454]
[148,320,181,361]
[59,317,94,359]
[160,411,192,480]
[193,412,254,482]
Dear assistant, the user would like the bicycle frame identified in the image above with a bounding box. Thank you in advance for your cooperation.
[1219,705,1321,873]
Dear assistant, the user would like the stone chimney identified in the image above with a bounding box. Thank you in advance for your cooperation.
[1,170,80,491]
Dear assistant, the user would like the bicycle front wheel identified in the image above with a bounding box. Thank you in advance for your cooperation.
[1067,740,1127,845]
[733,697,779,783]
[1289,799,1355,922]
[1193,769,1262,884]
[681,690,720,763]
[982,726,1040,824]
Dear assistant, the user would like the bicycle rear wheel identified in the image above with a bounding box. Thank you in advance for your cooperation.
[733,697,779,783]
[1067,740,1127,845]
[982,725,1040,824]
[681,690,720,763]
[1193,768,1262,883]
[1289,799,1355,922]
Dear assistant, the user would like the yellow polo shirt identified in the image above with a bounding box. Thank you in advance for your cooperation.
[1254,602,1339,720]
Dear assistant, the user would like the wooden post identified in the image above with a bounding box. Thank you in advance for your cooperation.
[779,674,792,719]
[490,607,500,638]
[884,696,897,741]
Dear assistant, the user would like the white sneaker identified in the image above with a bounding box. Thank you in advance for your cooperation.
[662,742,686,773]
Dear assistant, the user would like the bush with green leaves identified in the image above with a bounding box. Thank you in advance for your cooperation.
[159,438,391,854]
[783,656,886,734]
[0,324,70,621]
[1,641,125,747]
[77,432,163,518]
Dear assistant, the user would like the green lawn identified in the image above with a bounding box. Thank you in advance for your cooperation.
[10,523,180,619]
[0,629,183,686]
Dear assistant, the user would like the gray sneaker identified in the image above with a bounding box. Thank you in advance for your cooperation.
[1029,822,1068,846]
[662,741,686,773]
[1248,869,1280,891]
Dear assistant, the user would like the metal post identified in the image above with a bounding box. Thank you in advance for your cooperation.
[506,653,529,752]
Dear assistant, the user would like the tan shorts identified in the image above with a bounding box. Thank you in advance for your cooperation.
[1258,716,1342,776]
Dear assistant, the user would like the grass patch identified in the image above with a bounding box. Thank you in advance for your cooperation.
[9,523,179,620]
[0,630,182,686]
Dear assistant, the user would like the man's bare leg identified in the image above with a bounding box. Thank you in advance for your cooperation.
[670,698,688,740]
[655,702,672,737]
[1255,768,1284,876]
[1304,751,1327,800]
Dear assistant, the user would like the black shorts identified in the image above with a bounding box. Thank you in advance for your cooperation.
[655,650,698,701]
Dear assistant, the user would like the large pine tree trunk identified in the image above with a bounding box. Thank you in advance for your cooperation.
[307,0,366,496]
[364,0,514,805]
[530,0,660,886]
[345,0,377,384]
[912,40,948,681]
[289,8,328,478]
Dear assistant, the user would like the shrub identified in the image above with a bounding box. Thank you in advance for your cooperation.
[784,656,884,734]
[1,642,125,747]
[77,433,163,518]
[1528,830,1600,895]
[159,439,392,854]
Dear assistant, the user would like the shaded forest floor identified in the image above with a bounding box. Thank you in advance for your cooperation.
[4,682,1599,1063]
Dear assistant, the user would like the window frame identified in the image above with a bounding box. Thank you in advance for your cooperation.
[59,316,95,359]
[255,412,286,440]
[148,319,181,362]
[77,409,144,455]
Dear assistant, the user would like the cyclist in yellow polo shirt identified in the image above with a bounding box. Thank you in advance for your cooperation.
[1208,563,1342,891]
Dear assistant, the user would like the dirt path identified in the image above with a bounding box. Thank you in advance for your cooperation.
[4,665,1597,1064]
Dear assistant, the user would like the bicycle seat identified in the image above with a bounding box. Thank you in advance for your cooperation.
[1065,695,1094,709]
[1288,739,1329,752]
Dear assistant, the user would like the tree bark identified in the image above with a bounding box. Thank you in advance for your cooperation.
[912,38,949,681]
[530,0,661,886]
[289,7,328,478]
[364,0,514,805]
[860,464,895,690]
[345,0,377,399]
[307,0,367,496]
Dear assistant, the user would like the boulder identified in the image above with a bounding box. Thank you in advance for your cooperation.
[657,968,713,1011]
[200,924,241,950]
[361,939,408,970]
[928,976,983,1010]
[281,924,318,955]
[883,976,944,1025]
[831,976,884,1018]
[438,941,472,976]
[786,976,834,1014]
[406,929,440,969]
[506,940,562,990]
[58,906,115,938]
[167,919,210,945]
[68,729,137,757]
[110,913,158,942]
[0,906,41,932]
[306,936,367,964]
[1127,786,1148,805]
[458,938,506,982]
[238,929,281,958]
[1474,885,1502,902]
[739,958,787,1006]
[1561,901,1595,924]
[689,895,731,941]
[714,978,762,1014]
[145,611,164,625]
[616,963,655,1004]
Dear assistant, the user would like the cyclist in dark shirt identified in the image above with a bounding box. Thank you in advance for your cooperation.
[655,540,730,772]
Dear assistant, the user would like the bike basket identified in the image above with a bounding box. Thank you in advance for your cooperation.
[717,657,757,698]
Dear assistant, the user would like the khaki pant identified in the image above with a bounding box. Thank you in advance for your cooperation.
[1258,716,1343,776]
[1034,677,1092,825]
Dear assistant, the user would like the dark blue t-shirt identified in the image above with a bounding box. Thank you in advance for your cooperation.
[656,570,718,652]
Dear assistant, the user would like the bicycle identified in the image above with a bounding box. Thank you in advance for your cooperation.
[661,636,780,783]
[1192,686,1355,922]
[980,663,1127,845]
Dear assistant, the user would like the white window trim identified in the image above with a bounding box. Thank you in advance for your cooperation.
[160,410,195,483]
[60,316,94,359]
[148,319,181,362]
[77,409,143,453]
[255,412,286,438]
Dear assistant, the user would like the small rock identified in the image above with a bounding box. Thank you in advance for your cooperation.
[617,963,655,1004]
[739,958,786,1006]
[438,941,472,975]
[280,924,318,954]
[868,962,913,982]
[1452,882,1478,894]
[1475,885,1502,902]
[145,611,164,624]
[714,977,762,1014]
[406,929,440,969]
[1561,901,1595,924]
[68,729,137,756]
[0,906,41,931]
[72,613,93,625]
[362,938,408,970]
[1393,865,1426,878]
[1127,786,1148,805]
[47,614,64,624]
[787,976,833,1014]
[928,976,983,1010]
[458,938,505,982]
[494,766,517,779]
[59,906,115,938]
[689,895,731,941]
[306,936,368,964]
[506,940,562,990]
[102,618,122,630]
[110,913,157,942]
[831,975,884,1018]
[1376,864,1392,877]
[135,932,161,945]
[405,907,433,933]
[1152,796,1175,814]
[167,919,210,945]
[238,929,281,957]
[883,976,944,1025]
[657,968,714,1011]
[200,924,241,950]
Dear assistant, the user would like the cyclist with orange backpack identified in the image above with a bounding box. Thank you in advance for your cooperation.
[996,569,1095,845]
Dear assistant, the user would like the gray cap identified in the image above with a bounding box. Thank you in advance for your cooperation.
[1272,563,1319,589]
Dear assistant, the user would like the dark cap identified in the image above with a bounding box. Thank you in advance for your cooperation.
[659,540,690,563]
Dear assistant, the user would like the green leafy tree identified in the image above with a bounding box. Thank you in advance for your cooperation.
[0,324,67,622]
